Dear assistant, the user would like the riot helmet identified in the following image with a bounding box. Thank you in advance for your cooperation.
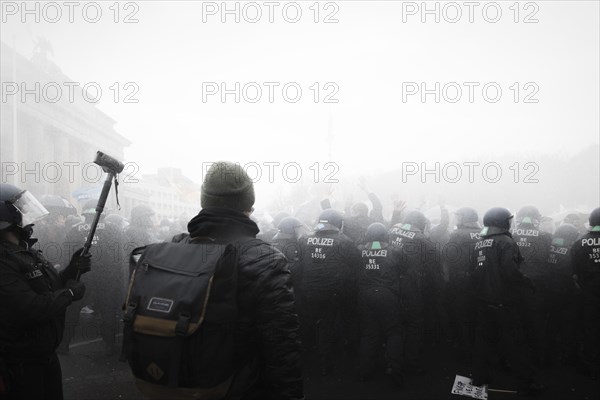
[589,207,600,231]
[0,184,48,231]
[483,207,513,231]
[517,205,541,226]
[402,210,427,233]
[315,209,344,232]
[365,222,388,243]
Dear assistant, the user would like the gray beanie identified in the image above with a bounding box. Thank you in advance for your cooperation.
[201,162,255,211]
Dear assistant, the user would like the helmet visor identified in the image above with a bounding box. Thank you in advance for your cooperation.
[11,190,49,226]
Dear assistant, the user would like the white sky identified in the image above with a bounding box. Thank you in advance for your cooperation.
[2,0,599,187]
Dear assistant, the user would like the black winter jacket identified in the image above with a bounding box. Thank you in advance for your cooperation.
[0,240,72,360]
[186,207,304,400]
[470,229,532,305]
[444,226,481,282]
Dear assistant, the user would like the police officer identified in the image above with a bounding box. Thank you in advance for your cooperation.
[470,207,544,395]
[544,224,579,366]
[0,183,89,400]
[272,217,309,291]
[63,199,124,356]
[389,210,441,374]
[357,223,404,386]
[444,207,481,358]
[272,217,308,264]
[297,209,360,375]
[571,207,600,379]
[257,212,290,243]
[512,206,553,366]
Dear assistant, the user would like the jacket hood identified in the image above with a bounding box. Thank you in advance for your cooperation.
[187,207,259,241]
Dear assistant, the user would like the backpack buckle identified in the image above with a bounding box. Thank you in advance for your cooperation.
[123,301,138,325]
[175,312,191,336]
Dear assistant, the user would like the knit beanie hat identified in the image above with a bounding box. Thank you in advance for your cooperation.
[201,162,255,211]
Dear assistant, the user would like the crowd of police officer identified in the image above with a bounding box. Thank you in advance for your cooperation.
[271,199,600,396]
[1,180,599,399]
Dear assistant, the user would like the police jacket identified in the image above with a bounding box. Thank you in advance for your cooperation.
[185,207,304,400]
[357,241,403,294]
[297,228,360,292]
[470,228,532,306]
[444,225,481,282]
[511,224,552,284]
[272,233,299,266]
[0,240,72,360]
[545,236,576,296]
[389,224,442,290]
[571,230,600,300]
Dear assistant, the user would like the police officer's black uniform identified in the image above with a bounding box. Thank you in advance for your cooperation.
[511,207,553,365]
[543,224,579,366]
[296,210,360,375]
[0,183,88,400]
[389,211,441,373]
[470,207,543,395]
[571,207,600,379]
[356,223,404,385]
[444,210,481,357]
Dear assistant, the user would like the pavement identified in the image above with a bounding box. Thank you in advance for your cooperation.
[59,334,599,400]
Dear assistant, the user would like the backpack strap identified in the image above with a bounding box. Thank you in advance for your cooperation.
[119,297,139,362]
[168,312,191,387]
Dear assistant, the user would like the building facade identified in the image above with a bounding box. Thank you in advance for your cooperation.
[0,41,131,203]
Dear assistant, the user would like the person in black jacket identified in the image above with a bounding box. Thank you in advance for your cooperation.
[544,224,579,367]
[297,208,361,376]
[389,211,441,373]
[571,207,600,380]
[271,217,310,343]
[444,207,481,359]
[168,162,304,400]
[512,205,553,366]
[0,183,90,400]
[470,207,544,396]
[357,223,404,386]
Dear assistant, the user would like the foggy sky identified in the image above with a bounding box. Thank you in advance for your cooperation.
[1,1,599,212]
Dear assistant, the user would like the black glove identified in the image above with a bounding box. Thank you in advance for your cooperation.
[65,279,86,301]
[62,248,92,281]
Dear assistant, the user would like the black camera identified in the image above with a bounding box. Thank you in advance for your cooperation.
[94,151,125,174]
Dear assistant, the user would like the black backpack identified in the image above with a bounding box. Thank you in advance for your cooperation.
[121,236,254,394]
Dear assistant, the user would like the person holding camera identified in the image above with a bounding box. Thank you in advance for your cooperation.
[0,183,91,400]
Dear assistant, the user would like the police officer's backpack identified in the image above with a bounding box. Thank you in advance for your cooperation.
[121,236,254,395]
